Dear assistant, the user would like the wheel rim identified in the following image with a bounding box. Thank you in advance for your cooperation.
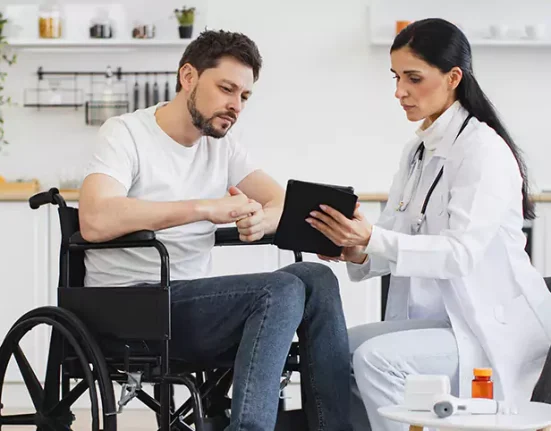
[0,315,102,430]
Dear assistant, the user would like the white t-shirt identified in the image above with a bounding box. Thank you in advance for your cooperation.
[83,102,258,287]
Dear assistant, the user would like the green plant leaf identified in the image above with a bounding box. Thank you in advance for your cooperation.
[0,36,16,149]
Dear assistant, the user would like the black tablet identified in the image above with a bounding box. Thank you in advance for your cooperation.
[273,179,358,257]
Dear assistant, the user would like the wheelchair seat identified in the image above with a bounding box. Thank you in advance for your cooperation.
[0,188,305,431]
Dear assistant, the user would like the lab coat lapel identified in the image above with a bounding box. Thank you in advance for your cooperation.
[433,105,471,160]
[416,106,472,215]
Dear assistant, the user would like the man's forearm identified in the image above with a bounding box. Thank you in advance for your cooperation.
[80,196,211,242]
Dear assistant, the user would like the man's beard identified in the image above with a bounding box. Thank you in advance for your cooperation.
[187,87,235,138]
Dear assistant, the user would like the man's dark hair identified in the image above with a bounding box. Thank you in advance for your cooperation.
[175,29,262,92]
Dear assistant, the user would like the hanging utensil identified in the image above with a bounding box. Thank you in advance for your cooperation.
[152,73,159,105]
[164,72,170,101]
[144,73,150,108]
[133,73,139,112]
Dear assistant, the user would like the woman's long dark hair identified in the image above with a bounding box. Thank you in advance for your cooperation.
[391,18,535,220]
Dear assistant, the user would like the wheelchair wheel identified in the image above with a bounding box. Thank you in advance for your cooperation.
[0,306,117,431]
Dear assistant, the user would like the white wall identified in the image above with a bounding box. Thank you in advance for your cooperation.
[0,0,550,195]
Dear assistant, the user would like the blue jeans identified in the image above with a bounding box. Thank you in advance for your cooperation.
[169,262,352,431]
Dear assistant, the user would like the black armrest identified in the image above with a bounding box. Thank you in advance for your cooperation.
[68,229,169,286]
[69,230,156,246]
[215,227,275,246]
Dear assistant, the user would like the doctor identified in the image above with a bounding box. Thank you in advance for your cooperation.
[307,18,551,431]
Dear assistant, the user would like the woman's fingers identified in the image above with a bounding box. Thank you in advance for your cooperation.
[306,217,342,245]
[317,254,342,263]
[309,209,339,229]
[319,204,350,224]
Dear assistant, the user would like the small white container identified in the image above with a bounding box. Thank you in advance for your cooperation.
[489,24,509,39]
[525,24,546,40]
[403,375,451,412]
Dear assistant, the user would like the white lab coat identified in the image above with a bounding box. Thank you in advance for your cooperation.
[348,103,551,403]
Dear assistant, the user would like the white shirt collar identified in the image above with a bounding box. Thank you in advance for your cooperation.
[415,100,462,152]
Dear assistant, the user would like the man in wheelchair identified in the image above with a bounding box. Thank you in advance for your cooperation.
[78,30,352,431]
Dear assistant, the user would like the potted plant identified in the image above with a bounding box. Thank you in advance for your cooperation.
[174,6,195,39]
[0,13,6,37]
[0,13,17,152]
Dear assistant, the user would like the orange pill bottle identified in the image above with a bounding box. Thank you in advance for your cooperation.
[472,368,493,399]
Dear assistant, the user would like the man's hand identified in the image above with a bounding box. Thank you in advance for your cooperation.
[230,186,266,242]
[205,187,262,225]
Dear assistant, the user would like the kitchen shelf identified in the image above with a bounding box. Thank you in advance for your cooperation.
[6,38,192,49]
[23,104,84,108]
[370,38,551,47]
[23,86,85,108]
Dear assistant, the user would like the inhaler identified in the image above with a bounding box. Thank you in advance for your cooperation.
[432,394,516,418]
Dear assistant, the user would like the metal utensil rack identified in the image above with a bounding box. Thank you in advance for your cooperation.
[35,66,175,81]
[25,66,176,125]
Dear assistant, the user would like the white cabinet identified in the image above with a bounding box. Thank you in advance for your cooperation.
[532,202,551,277]
[0,202,49,383]
[210,244,280,277]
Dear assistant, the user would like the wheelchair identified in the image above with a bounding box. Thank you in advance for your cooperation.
[0,188,306,431]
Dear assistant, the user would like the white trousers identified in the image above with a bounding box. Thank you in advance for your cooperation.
[349,319,459,431]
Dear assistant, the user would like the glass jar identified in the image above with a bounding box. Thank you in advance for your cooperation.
[89,9,113,39]
[90,20,113,39]
[39,1,62,39]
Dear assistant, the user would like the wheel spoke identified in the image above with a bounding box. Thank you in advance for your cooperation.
[0,412,36,425]
[42,329,63,412]
[48,378,89,417]
[38,420,72,431]
[13,346,44,409]
[49,420,73,431]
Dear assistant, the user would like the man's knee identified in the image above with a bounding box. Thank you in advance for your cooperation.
[303,262,343,308]
[283,262,339,294]
[287,261,337,279]
[262,271,306,317]
[277,262,345,325]
[305,261,339,282]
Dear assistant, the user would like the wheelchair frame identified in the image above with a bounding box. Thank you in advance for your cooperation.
[0,188,304,431]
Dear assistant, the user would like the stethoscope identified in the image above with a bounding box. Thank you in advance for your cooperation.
[397,114,473,234]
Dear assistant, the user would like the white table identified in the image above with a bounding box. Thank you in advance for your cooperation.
[378,402,551,431]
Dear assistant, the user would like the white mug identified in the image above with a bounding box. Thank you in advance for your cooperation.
[489,24,508,39]
[525,24,546,40]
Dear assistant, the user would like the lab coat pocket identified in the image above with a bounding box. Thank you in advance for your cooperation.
[425,194,449,233]
[492,295,549,363]
[437,194,447,216]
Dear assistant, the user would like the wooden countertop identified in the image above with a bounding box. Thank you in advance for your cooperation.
[357,193,390,202]
[356,193,551,203]
[3,190,551,203]
[0,189,80,202]
[528,194,551,202]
